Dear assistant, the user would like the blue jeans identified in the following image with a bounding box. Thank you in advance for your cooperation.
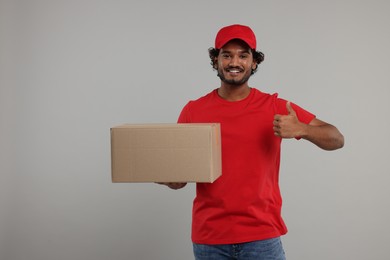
[193,237,286,260]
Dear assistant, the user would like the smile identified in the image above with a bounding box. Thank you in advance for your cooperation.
[226,68,243,74]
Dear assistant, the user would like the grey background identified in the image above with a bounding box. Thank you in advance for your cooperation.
[1,0,389,259]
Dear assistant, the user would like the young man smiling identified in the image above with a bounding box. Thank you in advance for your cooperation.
[160,24,344,260]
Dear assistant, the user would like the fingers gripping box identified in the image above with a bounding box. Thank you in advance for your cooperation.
[110,123,222,183]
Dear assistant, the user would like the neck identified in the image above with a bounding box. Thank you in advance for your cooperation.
[217,84,251,101]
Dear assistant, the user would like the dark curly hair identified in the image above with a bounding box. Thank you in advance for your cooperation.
[208,47,265,75]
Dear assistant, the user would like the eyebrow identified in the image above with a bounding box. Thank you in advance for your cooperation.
[220,49,251,54]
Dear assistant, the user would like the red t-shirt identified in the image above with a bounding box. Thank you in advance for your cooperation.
[178,88,315,244]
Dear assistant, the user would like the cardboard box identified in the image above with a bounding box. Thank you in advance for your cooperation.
[110,123,221,183]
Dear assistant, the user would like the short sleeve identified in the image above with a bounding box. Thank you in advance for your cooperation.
[177,102,192,123]
[274,96,315,124]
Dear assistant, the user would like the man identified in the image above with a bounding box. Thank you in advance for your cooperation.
[160,24,344,260]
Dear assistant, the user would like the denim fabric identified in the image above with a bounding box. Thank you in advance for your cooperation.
[193,237,286,260]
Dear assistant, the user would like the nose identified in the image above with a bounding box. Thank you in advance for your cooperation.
[229,55,240,66]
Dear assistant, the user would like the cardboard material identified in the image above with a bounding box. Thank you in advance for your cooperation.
[110,123,222,183]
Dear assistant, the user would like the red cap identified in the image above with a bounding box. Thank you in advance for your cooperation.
[215,24,257,49]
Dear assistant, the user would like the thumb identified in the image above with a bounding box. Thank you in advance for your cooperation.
[286,101,296,115]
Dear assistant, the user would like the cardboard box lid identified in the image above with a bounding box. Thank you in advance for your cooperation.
[111,123,221,183]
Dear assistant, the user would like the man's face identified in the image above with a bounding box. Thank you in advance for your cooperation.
[216,40,257,86]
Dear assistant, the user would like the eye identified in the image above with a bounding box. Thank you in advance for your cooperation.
[221,53,231,59]
[240,54,249,59]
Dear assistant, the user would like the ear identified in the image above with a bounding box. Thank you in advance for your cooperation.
[213,58,219,70]
[252,62,257,71]
[251,58,257,69]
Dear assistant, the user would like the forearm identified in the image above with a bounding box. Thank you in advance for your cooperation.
[300,123,344,151]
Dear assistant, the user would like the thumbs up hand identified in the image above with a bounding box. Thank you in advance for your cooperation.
[273,102,304,138]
